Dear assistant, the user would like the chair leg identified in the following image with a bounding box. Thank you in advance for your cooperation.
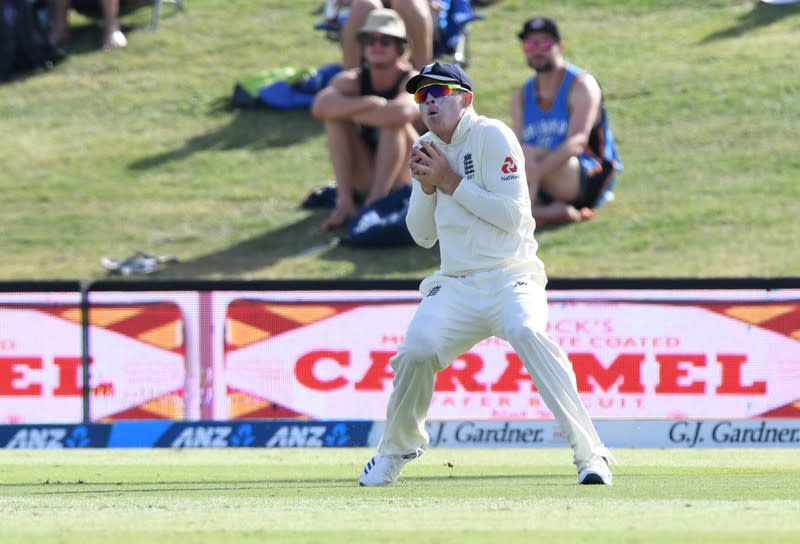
[150,0,162,30]
[149,0,184,31]
[453,26,469,67]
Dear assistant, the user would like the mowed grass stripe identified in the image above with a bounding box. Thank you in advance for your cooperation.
[1,448,798,543]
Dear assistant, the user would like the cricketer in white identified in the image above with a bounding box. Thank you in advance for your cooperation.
[359,62,614,487]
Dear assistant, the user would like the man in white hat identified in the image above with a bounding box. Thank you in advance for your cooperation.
[312,8,422,232]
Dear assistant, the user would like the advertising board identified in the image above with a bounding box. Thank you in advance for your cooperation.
[2,286,798,423]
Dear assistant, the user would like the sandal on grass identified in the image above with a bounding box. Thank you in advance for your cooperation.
[100,252,178,276]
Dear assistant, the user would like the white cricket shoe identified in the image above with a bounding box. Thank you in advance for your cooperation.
[359,449,423,487]
[578,456,613,485]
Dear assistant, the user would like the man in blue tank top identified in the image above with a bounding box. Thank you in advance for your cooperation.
[511,16,623,226]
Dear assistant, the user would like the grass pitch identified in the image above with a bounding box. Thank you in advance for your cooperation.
[1,448,798,543]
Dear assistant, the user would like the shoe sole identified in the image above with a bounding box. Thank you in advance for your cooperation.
[579,472,611,485]
[358,479,395,487]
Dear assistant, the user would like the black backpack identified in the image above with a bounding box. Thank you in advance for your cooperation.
[0,0,61,81]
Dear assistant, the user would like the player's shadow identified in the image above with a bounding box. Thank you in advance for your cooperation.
[129,106,322,171]
[697,1,800,44]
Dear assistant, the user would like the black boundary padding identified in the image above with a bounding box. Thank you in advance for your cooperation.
[0,281,83,293]
[1,277,799,293]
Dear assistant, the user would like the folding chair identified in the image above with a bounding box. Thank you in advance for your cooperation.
[148,0,184,30]
[433,0,484,67]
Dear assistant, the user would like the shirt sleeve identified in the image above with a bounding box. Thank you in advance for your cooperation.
[406,179,438,248]
[450,122,530,232]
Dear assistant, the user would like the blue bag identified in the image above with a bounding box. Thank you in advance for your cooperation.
[343,185,414,248]
[232,64,342,110]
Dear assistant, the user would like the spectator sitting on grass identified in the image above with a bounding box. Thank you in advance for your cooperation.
[311,8,421,232]
[511,16,623,226]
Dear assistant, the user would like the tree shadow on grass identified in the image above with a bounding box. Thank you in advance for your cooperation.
[319,240,440,278]
[59,0,183,55]
[155,211,438,279]
[4,19,147,83]
[55,21,145,56]
[128,106,322,171]
[697,1,800,44]
[156,211,330,278]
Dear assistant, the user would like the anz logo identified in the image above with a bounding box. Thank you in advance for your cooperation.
[168,423,352,448]
[266,425,326,447]
[5,426,91,449]
[266,423,352,448]
[170,424,255,448]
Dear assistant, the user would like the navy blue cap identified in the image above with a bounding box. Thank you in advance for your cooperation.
[405,62,473,94]
[518,16,561,42]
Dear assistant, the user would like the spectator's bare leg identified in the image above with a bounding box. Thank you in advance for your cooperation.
[532,201,591,226]
[392,0,433,69]
[528,155,592,225]
[322,120,373,231]
[49,0,72,46]
[100,0,127,49]
[365,124,416,204]
[341,0,383,69]
[539,156,582,202]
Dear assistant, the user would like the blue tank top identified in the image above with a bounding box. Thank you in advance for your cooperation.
[522,64,583,149]
[522,64,624,203]
[521,64,623,200]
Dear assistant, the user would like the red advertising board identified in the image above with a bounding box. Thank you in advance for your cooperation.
[0,295,189,423]
[221,290,800,421]
[1,287,798,423]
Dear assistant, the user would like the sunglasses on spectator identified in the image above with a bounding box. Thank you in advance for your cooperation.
[359,34,395,47]
[413,83,469,104]
[522,37,556,51]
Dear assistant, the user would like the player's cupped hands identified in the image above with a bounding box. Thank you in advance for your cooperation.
[410,141,461,195]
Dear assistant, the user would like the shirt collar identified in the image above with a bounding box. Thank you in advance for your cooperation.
[428,108,476,146]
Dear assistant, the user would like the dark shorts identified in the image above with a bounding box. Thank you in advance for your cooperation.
[538,158,617,210]
[73,0,149,17]
[359,125,380,155]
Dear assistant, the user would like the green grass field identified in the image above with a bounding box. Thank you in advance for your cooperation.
[1,448,799,543]
[2,0,799,280]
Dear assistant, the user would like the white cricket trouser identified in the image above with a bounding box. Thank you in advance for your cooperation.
[377,264,611,467]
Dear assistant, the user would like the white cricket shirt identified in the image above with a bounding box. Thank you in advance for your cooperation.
[407,109,546,278]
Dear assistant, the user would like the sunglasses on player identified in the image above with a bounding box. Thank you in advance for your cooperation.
[359,34,396,47]
[413,83,469,104]
[522,37,556,51]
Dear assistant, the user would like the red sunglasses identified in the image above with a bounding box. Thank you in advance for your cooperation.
[522,37,556,51]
